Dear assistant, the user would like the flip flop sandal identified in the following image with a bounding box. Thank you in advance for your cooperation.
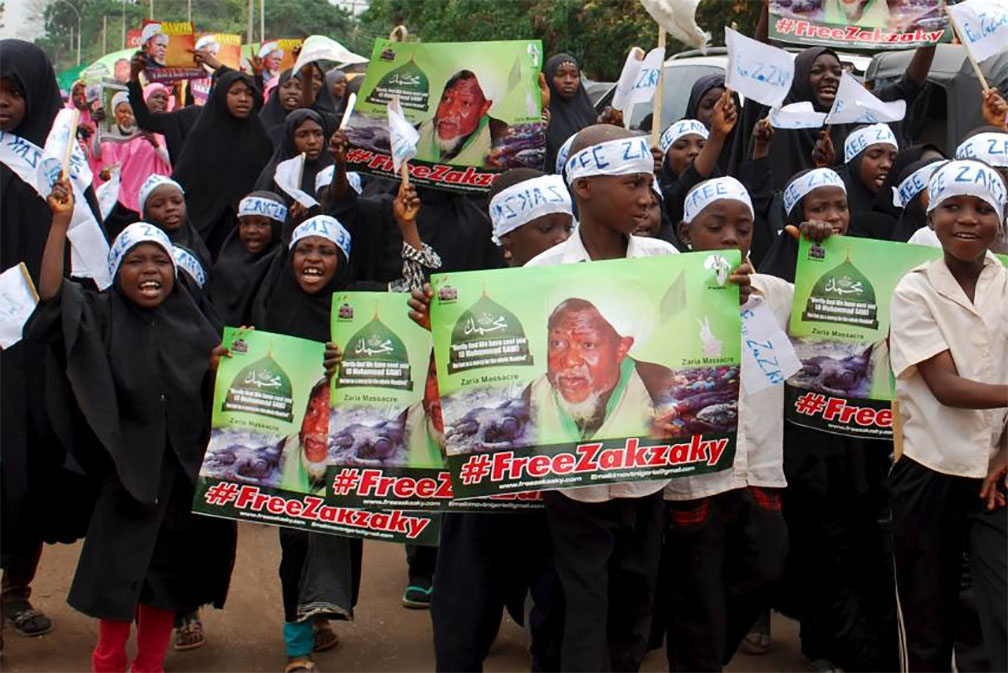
[312,622,339,652]
[5,603,53,637]
[283,658,317,673]
[173,614,206,651]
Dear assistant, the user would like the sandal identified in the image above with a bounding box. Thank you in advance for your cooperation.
[312,617,339,652]
[4,602,53,637]
[284,658,317,673]
[173,612,206,651]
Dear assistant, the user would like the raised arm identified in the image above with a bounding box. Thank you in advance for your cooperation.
[40,177,74,300]
[694,90,737,178]
[905,45,936,88]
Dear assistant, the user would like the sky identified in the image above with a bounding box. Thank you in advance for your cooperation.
[0,0,45,41]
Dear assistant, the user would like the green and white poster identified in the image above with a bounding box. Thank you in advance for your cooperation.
[343,39,546,193]
[785,236,944,439]
[429,252,743,500]
[193,327,439,545]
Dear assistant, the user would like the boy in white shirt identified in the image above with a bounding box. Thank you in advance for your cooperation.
[889,159,1008,672]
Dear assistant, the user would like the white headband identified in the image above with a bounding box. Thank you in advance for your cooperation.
[489,174,572,244]
[107,222,176,280]
[556,134,576,175]
[783,168,846,215]
[289,215,352,259]
[238,195,287,222]
[141,23,163,44]
[138,174,184,214]
[659,119,708,154]
[258,42,280,59]
[111,91,130,111]
[565,136,653,186]
[172,246,206,288]
[896,162,943,208]
[313,166,363,196]
[926,159,1007,216]
[844,123,898,164]
[683,176,754,223]
[955,132,1008,168]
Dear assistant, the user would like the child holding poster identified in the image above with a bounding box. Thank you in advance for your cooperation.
[28,180,236,673]
[889,159,1008,672]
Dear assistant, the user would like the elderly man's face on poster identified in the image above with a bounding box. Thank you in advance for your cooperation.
[264,49,283,72]
[299,382,330,479]
[434,74,492,151]
[145,35,169,66]
[546,300,633,406]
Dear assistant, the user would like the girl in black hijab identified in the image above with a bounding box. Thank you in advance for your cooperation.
[0,40,101,634]
[172,68,272,258]
[838,123,899,229]
[855,144,944,240]
[254,108,334,205]
[890,156,945,242]
[126,51,201,165]
[28,183,235,672]
[543,54,596,174]
[683,74,741,176]
[259,69,301,148]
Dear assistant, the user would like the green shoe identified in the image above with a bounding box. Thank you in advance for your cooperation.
[401,582,433,609]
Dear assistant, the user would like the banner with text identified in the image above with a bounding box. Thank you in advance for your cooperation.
[769,0,950,49]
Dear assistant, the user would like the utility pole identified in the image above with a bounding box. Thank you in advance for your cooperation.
[247,0,253,43]
[102,14,107,55]
[259,0,264,43]
[121,0,126,49]
[69,25,73,64]
[187,0,191,23]
[149,0,153,19]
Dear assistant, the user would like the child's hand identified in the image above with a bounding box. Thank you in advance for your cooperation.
[812,129,835,167]
[130,51,146,82]
[596,106,624,127]
[288,201,308,226]
[249,54,264,76]
[394,183,420,227]
[981,89,1008,130]
[980,445,1007,510]
[189,48,222,72]
[795,220,837,243]
[324,341,342,380]
[408,283,434,332]
[729,261,753,305]
[650,145,664,175]
[329,130,349,167]
[711,90,738,138]
[752,117,773,159]
[91,106,107,123]
[538,72,551,116]
[47,176,74,221]
[209,344,230,373]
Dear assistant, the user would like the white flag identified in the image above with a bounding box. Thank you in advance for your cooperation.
[274,154,319,209]
[824,72,905,125]
[611,47,666,112]
[387,98,419,174]
[638,0,710,50]
[291,35,369,74]
[947,0,1008,64]
[769,101,827,129]
[96,166,121,221]
[725,27,794,109]
[37,109,92,196]
[0,263,39,349]
[339,92,357,130]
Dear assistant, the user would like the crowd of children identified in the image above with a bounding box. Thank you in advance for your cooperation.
[1,4,1006,672]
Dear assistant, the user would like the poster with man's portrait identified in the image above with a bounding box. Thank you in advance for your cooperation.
[429,252,744,500]
[192,327,439,545]
[344,38,547,193]
[141,20,203,82]
[98,83,140,143]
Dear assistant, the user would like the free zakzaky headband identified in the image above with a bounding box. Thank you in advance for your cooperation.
[844,123,898,164]
[107,222,176,280]
[659,119,708,154]
[926,159,1007,217]
[289,214,352,259]
[565,136,653,185]
[683,176,753,223]
[783,168,846,215]
[489,174,572,244]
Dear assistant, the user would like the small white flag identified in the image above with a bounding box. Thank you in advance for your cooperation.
[739,297,802,395]
[769,101,827,129]
[611,46,666,112]
[0,263,39,349]
[947,0,1008,64]
[339,92,357,130]
[96,166,121,221]
[725,27,794,109]
[67,215,113,290]
[638,0,710,51]
[387,98,419,174]
[37,109,92,196]
[274,154,320,209]
[291,35,369,74]
[824,72,905,125]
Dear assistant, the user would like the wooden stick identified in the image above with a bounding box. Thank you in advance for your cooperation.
[946,8,990,92]
[61,109,81,178]
[649,26,667,149]
[401,160,410,189]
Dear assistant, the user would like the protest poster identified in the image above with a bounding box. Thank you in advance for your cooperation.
[326,292,542,512]
[343,38,546,193]
[785,235,945,439]
[258,38,302,81]
[98,82,140,143]
[429,252,743,500]
[141,20,203,82]
[769,0,949,50]
[193,327,439,545]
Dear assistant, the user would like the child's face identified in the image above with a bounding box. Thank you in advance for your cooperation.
[551,62,580,100]
[664,134,705,176]
[279,77,301,111]
[0,77,26,132]
[633,192,662,237]
[579,172,655,236]
[801,186,849,235]
[146,89,169,113]
[678,200,753,258]
[858,143,897,192]
[502,212,573,267]
[291,235,339,293]
[144,185,186,232]
[293,118,325,160]
[238,215,274,254]
[118,242,174,308]
[931,195,1001,263]
[695,87,724,129]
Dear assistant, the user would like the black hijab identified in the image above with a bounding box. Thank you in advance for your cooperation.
[840,152,881,230]
[891,156,944,242]
[856,144,941,239]
[259,69,297,148]
[208,190,284,325]
[172,69,273,248]
[684,74,738,175]
[544,54,596,174]
[254,108,334,203]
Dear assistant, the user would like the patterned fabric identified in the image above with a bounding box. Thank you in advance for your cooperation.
[388,241,443,293]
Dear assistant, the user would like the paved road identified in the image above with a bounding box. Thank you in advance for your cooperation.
[2,523,809,672]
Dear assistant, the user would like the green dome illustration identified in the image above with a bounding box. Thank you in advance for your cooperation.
[802,249,879,329]
[338,309,413,390]
[366,57,430,111]
[223,349,295,422]
[448,290,533,374]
